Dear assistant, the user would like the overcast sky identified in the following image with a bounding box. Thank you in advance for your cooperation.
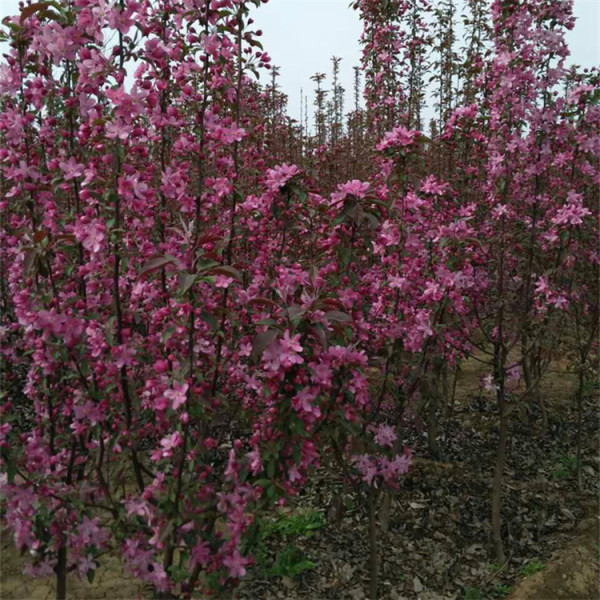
[1,0,598,127]
[253,0,599,126]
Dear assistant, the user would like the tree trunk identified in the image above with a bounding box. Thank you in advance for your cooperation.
[521,334,535,423]
[492,405,509,563]
[379,492,391,532]
[56,544,67,600]
[521,334,532,391]
[533,353,548,432]
[440,363,450,414]
[444,364,460,435]
[427,390,442,460]
[423,375,442,461]
[368,488,379,600]
[576,368,584,491]
[523,337,548,432]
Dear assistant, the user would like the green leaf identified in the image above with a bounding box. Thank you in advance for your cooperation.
[200,310,218,331]
[257,318,278,327]
[161,325,176,344]
[333,201,358,226]
[6,457,17,484]
[287,304,305,323]
[178,272,197,296]
[289,418,305,436]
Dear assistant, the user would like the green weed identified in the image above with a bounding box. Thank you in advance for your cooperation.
[520,560,545,576]
[464,587,485,600]
[251,509,325,579]
[550,454,576,479]
[266,544,316,578]
[261,508,325,540]
[491,583,512,598]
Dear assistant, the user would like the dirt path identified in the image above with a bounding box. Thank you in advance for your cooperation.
[507,515,599,600]
[0,538,146,600]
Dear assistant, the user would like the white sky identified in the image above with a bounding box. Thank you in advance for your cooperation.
[1,0,598,127]
[253,0,599,126]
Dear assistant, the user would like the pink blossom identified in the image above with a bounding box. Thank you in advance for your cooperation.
[79,516,105,545]
[263,330,304,371]
[215,275,234,288]
[223,549,249,578]
[25,557,55,578]
[125,499,153,522]
[337,179,370,199]
[153,432,183,460]
[190,541,210,569]
[482,374,499,393]
[112,344,136,369]
[265,164,300,191]
[77,555,97,579]
[224,448,239,482]
[552,192,591,226]
[73,219,106,254]
[376,126,420,151]
[534,276,550,296]
[551,295,569,310]
[492,204,509,219]
[374,424,397,448]
[246,449,262,475]
[287,465,302,483]
[506,364,521,382]
[105,120,132,140]
[420,175,448,196]
[292,387,321,420]
[379,220,400,247]
[389,451,412,476]
[353,454,378,486]
[311,362,332,387]
[280,330,304,367]
[220,123,246,145]
[165,382,189,411]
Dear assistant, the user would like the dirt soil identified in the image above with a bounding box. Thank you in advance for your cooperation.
[1,357,598,600]
[0,545,147,600]
[237,358,599,600]
[507,515,599,600]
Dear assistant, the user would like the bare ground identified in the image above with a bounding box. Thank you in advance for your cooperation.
[1,357,598,600]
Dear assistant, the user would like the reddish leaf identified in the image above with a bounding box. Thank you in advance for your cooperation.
[319,298,344,310]
[251,329,279,359]
[208,265,243,282]
[20,2,50,23]
[197,233,224,245]
[324,310,352,323]
[33,230,48,244]
[247,297,279,310]
[52,234,77,246]
[139,255,179,279]
[311,324,329,350]
[23,248,38,275]
[202,251,222,263]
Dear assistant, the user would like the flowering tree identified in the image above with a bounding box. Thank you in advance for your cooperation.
[0,0,597,598]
